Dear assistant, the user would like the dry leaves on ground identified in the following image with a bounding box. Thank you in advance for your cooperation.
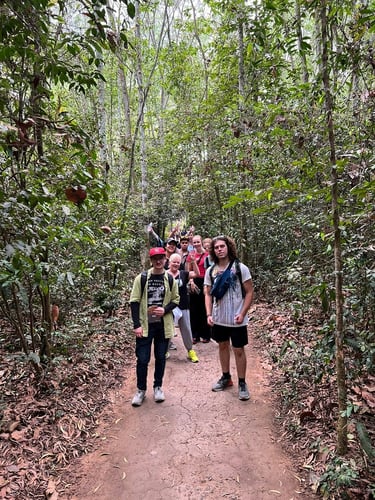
[0,309,134,499]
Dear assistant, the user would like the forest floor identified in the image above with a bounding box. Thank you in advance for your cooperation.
[0,303,373,499]
[65,305,316,500]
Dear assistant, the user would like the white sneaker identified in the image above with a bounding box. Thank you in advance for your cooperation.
[169,341,177,350]
[154,386,165,403]
[131,389,146,406]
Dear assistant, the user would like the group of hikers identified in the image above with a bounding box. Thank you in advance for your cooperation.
[129,224,254,407]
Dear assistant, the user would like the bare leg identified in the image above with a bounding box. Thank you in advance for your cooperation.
[218,341,231,373]
[233,347,247,379]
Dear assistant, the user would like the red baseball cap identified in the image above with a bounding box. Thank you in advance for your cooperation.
[149,247,166,258]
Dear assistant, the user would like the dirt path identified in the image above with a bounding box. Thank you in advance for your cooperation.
[66,323,314,500]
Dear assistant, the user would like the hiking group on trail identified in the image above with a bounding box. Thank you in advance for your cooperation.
[129,225,254,406]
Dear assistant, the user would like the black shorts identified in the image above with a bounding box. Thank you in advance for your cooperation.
[211,325,248,348]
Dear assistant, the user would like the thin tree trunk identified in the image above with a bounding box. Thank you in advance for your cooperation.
[295,0,309,83]
[133,0,147,207]
[237,8,245,110]
[97,60,109,181]
[320,0,348,456]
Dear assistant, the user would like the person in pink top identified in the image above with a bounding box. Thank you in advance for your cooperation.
[186,235,210,343]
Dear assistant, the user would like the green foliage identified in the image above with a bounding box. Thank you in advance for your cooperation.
[0,0,137,363]
[319,458,359,498]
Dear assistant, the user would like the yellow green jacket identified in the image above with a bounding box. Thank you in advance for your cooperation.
[130,270,180,338]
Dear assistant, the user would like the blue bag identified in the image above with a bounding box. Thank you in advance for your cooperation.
[210,261,234,300]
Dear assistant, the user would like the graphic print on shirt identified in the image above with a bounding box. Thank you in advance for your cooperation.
[147,274,165,323]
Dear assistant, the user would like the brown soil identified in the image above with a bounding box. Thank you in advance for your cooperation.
[65,316,316,500]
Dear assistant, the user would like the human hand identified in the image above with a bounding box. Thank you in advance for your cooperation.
[152,306,165,317]
[134,326,143,337]
[234,313,244,324]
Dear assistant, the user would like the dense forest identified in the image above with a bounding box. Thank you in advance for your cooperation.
[0,0,374,498]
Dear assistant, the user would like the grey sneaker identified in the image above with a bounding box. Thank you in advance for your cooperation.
[154,386,165,403]
[132,389,146,407]
[238,382,250,400]
[169,341,177,350]
[212,376,233,392]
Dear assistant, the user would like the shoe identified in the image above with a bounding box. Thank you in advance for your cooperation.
[169,341,177,350]
[187,349,199,363]
[131,389,146,406]
[212,375,233,392]
[239,382,250,400]
[165,351,170,359]
[202,338,210,343]
[193,338,199,344]
[154,386,165,403]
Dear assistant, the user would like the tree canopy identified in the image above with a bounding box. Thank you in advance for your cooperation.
[0,0,374,497]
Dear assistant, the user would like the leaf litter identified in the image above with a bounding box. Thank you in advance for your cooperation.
[0,302,373,499]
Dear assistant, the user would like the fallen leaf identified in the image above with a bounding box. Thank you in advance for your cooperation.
[6,465,19,473]
[8,421,19,433]
[10,429,27,442]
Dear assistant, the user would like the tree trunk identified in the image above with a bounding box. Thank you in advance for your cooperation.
[98,59,109,182]
[320,0,348,456]
[295,0,309,83]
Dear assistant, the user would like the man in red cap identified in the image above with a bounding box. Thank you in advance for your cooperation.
[130,247,180,406]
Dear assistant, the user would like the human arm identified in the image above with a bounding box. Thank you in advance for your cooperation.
[189,257,199,278]
[130,302,144,337]
[168,223,180,239]
[129,275,144,337]
[148,224,164,247]
[204,283,214,326]
[234,279,254,325]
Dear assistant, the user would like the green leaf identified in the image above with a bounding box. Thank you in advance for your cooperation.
[356,422,375,458]
[127,3,136,18]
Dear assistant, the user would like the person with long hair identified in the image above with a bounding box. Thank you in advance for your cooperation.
[204,235,254,400]
[186,234,211,343]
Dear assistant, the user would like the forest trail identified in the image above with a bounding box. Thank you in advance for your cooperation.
[66,311,315,500]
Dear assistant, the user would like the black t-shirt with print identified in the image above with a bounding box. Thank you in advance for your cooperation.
[147,273,165,323]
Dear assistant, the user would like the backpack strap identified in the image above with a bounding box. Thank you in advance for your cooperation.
[209,261,245,298]
[140,271,147,296]
[235,259,245,298]
[209,264,214,285]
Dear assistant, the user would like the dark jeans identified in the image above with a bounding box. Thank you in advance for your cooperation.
[135,322,169,391]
